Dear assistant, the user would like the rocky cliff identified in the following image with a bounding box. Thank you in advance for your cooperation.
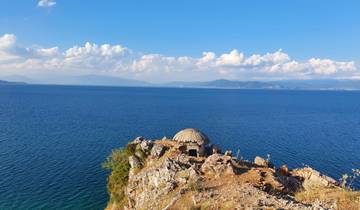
[104,137,360,210]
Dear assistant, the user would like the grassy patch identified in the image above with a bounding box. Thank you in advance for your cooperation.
[188,179,205,192]
[295,187,360,210]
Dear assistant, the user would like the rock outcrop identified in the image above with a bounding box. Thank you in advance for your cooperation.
[105,137,358,210]
[200,153,235,176]
[292,167,337,191]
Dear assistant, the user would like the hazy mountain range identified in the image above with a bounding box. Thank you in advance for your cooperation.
[2,75,360,90]
[0,79,26,85]
[1,75,151,87]
[163,79,283,89]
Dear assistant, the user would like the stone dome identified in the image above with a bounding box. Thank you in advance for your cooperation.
[173,128,209,145]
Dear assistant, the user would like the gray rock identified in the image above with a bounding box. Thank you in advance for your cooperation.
[254,156,269,167]
[201,154,235,175]
[133,136,145,144]
[188,166,202,182]
[150,144,166,158]
[129,155,143,169]
[140,140,153,154]
[126,158,187,209]
[292,167,337,190]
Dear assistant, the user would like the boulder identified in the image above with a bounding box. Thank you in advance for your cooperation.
[254,156,269,167]
[292,167,337,190]
[201,154,235,176]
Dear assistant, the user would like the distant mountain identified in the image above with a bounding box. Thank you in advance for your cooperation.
[56,75,152,87]
[164,79,283,89]
[274,79,360,90]
[0,79,26,85]
[3,74,151,87]
[2,75,360,90]
[1,75,36,84]
[165,79,360,90]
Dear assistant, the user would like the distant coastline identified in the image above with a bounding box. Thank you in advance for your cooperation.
[3,75,360,91]
[0,80,27,85]
[4,75,360,91]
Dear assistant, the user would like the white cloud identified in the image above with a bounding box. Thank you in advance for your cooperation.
[216,49,244,66]
[36,47,60,57]
[0,33,358,82]
[0,34,16,49]
[38,0,56,8]
[308,58,356,75]
[197,52,216,67]
[0,34,20,62]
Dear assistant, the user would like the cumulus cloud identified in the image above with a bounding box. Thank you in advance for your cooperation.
[36,47,60,57]
[0,33,358,82]
[38,0,56,7]
[0,34,16,49]
[216,49,244,66]
[308,58,356,75]
[0,34,20,62]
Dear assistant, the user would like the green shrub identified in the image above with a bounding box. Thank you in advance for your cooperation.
[102,143,139,205]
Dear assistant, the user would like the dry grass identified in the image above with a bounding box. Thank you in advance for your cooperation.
[169,192,195,210]
[295,187,360,210]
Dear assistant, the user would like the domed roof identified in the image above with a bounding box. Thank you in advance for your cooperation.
[173,128,209,145]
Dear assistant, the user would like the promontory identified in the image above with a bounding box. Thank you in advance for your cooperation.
[103,128,360,210]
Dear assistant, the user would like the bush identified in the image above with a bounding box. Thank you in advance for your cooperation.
[102,143,138,205]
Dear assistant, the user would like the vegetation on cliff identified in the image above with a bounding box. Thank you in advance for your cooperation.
[102,142,146,206]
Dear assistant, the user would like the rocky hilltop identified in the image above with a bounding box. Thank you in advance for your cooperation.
[104,129,360,210]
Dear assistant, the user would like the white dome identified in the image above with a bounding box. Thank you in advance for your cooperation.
[173,128,209,145]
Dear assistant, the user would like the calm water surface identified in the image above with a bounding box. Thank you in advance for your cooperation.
[0,85,359,209]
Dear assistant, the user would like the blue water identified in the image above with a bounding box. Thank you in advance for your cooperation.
[0,85,359,210]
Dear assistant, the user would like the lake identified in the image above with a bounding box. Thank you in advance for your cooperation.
[0,85,359,209]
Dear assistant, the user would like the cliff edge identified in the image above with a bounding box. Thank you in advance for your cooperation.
[103,132,360,210]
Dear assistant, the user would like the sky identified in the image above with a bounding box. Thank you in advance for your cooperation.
[0,0,359,83]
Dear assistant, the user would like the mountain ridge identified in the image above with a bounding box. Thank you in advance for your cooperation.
[0,79,26,85]
[2,74,360,90]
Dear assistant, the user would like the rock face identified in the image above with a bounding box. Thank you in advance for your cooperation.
[292,167,337,190]
[200,153,235,175]
[127,158,185,209]
[150,144,166,158]
[140,140,153,155]
[105,138,346,210]
[128,155,142,169]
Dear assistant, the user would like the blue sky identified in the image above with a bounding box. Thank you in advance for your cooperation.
[0,0,359,82]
